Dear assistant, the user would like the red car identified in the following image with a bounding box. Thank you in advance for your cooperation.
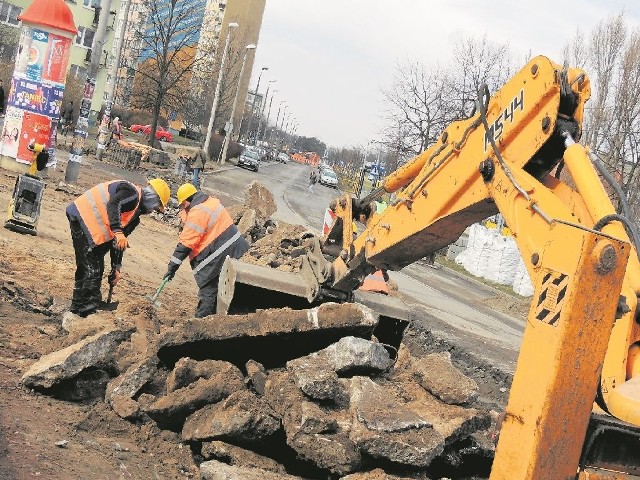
[129,124,173,142]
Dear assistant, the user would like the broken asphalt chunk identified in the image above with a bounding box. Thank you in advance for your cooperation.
[21,329,131,390]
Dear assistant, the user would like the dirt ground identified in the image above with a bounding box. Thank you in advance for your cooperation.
[0,152,525,479]
[0,154,205,479]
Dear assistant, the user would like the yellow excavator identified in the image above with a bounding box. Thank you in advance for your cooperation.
[217,56,640,478]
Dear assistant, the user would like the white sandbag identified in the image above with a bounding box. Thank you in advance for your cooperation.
[512,256,534,297]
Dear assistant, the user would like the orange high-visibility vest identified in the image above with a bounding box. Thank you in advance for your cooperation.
[359,270,389,294]
[73,181,141,246]
[179,196,234,259]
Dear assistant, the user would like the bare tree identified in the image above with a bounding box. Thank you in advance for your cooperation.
[449,35,515,119]
[380,36,514,165]
[130,0,208,145]
[381,61,453,157]
[565,13,640,224]
[181,31,252,137]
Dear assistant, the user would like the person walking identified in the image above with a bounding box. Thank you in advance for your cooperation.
[59,101,74,135]
[190,146,207,188]
[111,116,122,141]
[307,169,318,197]
[66,178,170,317]
[0,80,5,117]
[163,183,249,317]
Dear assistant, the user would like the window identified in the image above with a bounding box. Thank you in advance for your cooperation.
[0,1,21,26]
[69,64,87,79]
[82,0,99,8]
[75,26,95,48]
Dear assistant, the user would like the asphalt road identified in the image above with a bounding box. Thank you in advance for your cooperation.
[204,159,524,375]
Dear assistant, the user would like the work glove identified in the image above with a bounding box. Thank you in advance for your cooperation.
[163,262,179,282]
[113,231,128,251]
[108,267,121,287]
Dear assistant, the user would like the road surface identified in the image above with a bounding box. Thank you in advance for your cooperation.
[203,158,524,378]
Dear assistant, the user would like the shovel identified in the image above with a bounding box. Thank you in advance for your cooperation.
[107,249,124,304]
[147,277,169,307]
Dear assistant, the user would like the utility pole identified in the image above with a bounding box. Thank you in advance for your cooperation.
[244,66,268,145]
[219,44,256,164]
[65,0,113,183]
[270,100,286,145]
[203,22,238,154]
[255,79,275,146]
[260,89,277,143]
[96,0,131,160]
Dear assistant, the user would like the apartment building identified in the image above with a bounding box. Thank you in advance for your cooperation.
[118,0,265,133]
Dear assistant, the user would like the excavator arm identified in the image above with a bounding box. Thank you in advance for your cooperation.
[320,56,640,478]
[217,56,640,478]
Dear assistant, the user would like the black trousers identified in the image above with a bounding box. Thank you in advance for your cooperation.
[69,217,109,314]
[195,276,218,318]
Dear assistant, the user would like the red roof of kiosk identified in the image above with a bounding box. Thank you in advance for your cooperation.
[18,0,78,35]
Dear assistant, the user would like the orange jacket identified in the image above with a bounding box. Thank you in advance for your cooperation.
[178,196,234,259]
[72,180,141,246]
[359,270,389,294]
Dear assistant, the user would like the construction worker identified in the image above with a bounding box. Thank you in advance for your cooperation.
[163,183,249,317]
[66,178,170,317]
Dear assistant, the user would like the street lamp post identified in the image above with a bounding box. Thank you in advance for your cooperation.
[244,66,268,145]
[204,22,239,154]
[278,109,289,147]
[219,44,256,165]
[260,89,277,143]
[255,79,275,146]
[271,100,286,144]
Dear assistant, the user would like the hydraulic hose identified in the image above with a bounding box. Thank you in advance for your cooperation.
[593,213,640,263]
[589,151,632,220]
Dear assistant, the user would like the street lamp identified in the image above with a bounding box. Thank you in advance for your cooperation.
[244,66,268,144]
[260,88,277,144]
[219,43,256,165]
[271,100,286,144]
[278,108,289,147]
[204,21,239,154]
[255,79,276,145]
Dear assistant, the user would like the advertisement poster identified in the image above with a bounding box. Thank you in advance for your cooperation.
[8,77,63,118]
[17,112,50,163]
[14,25,33,76]
[0,107,24,159]
[42,34,72,84]
[26,29,48,82]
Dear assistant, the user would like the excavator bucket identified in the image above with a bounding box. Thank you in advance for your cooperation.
[217,257,321,315]
[217,257,411,351]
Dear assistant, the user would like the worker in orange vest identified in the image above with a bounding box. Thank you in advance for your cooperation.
[163,183,249,317]
[66,178,170,317]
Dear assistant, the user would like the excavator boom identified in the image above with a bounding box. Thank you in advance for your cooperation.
[218,56,640,477]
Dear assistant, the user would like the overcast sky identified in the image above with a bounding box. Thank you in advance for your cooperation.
[251,1,640,148]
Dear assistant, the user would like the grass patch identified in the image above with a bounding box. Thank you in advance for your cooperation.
[437,256,526,298]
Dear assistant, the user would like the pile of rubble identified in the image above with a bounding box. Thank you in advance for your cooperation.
[21,301,496,479]
[17,182,499,478]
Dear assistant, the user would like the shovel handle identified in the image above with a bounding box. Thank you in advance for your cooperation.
[151,277,169,302]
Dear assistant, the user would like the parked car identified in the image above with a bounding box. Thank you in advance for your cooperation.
[277,152,289,164]
[179,127,204,141]
[238,148,260,172]
[319,169,339,188]
[129,124,173,142]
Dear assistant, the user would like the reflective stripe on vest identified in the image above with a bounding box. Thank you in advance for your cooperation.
[192,230,242,275]
[179,197,234,259]
[73,181,141,246]
[359,270,389,294]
